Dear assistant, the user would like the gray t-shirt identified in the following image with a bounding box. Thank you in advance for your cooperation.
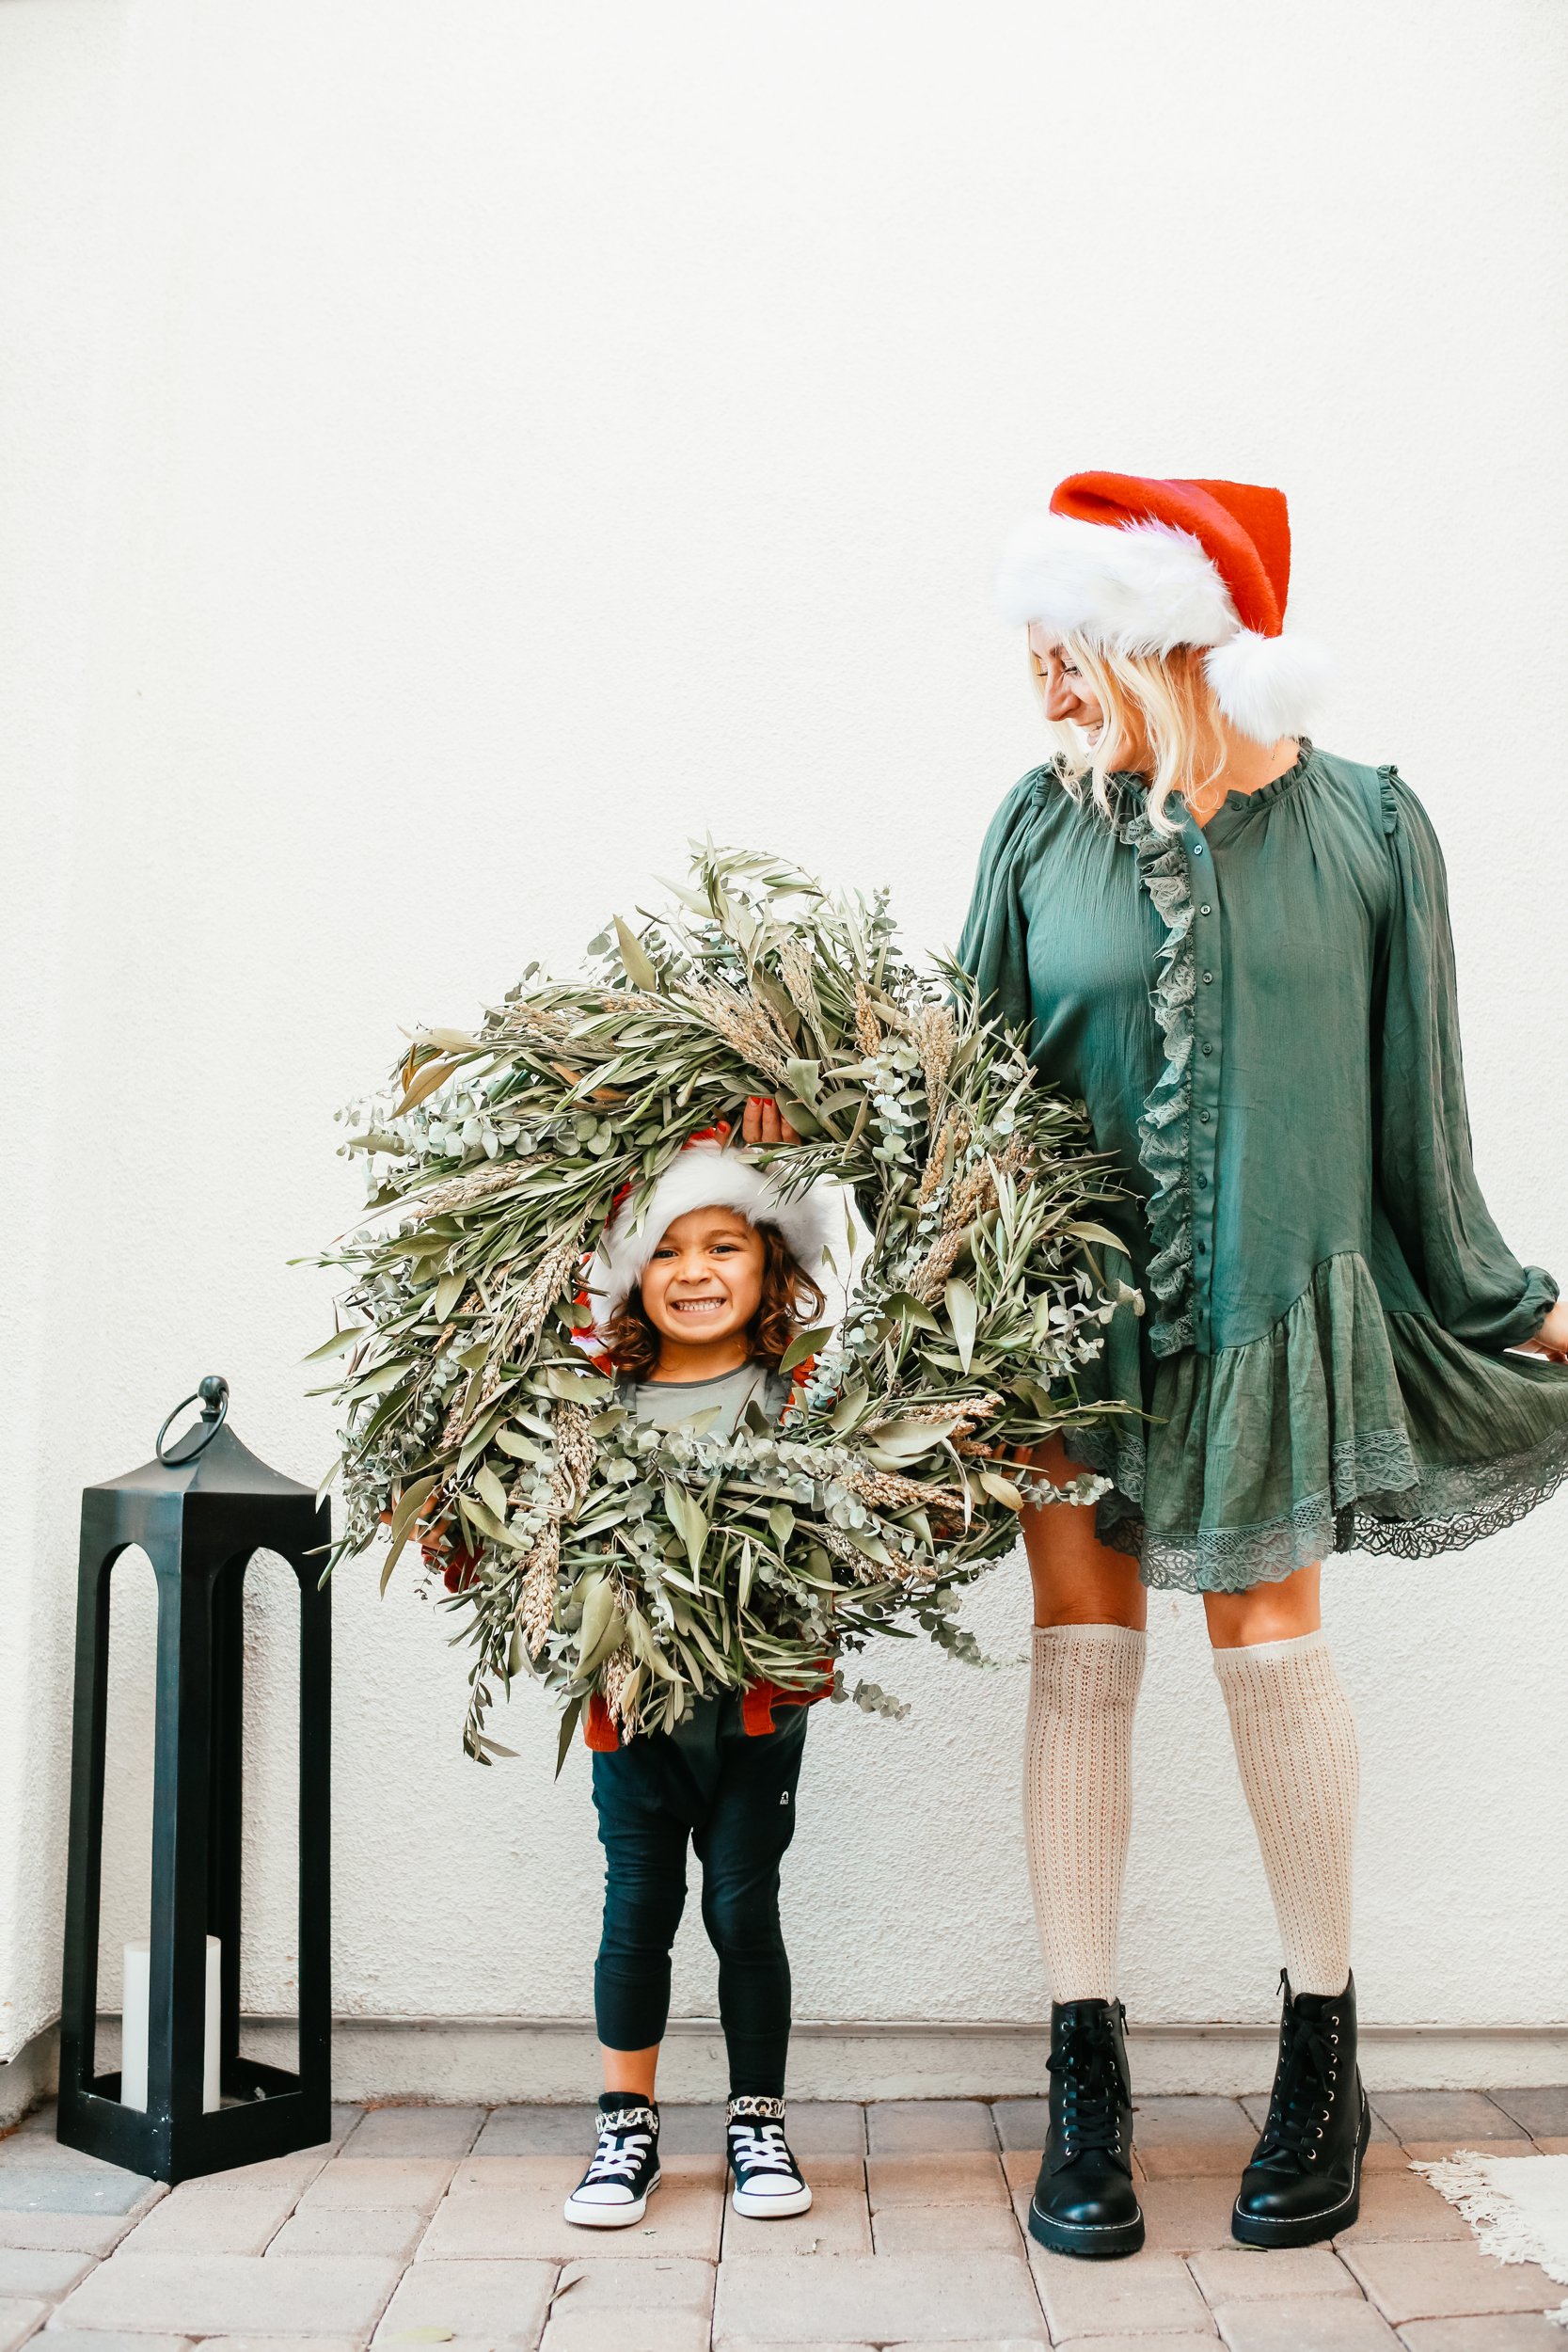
[628,1362,791,1437]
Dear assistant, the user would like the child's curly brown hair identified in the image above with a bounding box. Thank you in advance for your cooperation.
[601,1220,827,1381]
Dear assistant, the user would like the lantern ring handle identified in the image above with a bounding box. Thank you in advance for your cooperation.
[156,1375,230,1466]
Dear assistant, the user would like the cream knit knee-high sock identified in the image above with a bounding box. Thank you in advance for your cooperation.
[1023,1624,1147,2004]
[1212,1631,1359,1998]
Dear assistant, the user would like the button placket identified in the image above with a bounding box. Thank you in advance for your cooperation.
[1185,820,1219,1344]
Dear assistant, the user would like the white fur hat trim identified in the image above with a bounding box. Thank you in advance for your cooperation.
[995,511,1328,744]
[586,1144,837,1325]
[997,512,1236,653]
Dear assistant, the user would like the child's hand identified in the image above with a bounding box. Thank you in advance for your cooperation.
[741,1095,800,1145]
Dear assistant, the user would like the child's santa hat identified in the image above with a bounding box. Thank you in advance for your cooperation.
[996,471,1328,744]
[586,1139,837,1325]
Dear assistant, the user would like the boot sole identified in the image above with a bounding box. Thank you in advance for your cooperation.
[1028,2199,1145,2259]
[1231,2094,1370,2249]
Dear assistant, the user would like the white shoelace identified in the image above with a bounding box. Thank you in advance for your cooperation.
[584,2122,654,2185]
[729,2122,799,2178]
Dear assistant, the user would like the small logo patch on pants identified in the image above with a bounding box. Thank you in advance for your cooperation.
[779,1791,789,1805]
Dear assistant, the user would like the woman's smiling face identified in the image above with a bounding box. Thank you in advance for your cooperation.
[638,1205,766,1349]
[1029,625,1106,740]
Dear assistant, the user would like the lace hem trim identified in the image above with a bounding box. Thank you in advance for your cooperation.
[1117,799,1196,1359]
[1077,1417,1568,1592]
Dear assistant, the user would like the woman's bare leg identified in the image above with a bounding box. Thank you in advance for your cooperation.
[1202,1562,1320,1648]
[1022,1435,1148,1629]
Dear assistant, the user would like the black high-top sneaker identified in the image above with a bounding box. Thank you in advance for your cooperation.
[1232,1972,1370,2248]
[725,2094,813,2218]
[1028,1999,1144,2258]
[562,2093,661,2227]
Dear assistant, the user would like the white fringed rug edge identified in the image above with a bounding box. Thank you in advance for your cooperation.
[1414,2151,1568,2327]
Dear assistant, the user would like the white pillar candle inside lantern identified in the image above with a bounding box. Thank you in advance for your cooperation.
[120,1937,221,2112]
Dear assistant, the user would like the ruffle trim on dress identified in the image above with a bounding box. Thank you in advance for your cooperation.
[1117,796,1196,1359]
[1060,1251,1568,1591]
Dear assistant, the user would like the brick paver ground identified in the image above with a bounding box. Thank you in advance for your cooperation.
[3,2088,1563,2347]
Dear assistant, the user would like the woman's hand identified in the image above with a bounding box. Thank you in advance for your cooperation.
[1514,1300,1568,1363]
[741,1095,800,1145]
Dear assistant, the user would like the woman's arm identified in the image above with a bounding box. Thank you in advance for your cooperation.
[1376,770,1560,1353]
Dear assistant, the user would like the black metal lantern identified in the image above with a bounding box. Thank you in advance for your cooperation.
[57,1377,331,2184]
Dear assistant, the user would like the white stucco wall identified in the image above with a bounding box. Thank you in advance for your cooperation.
[5,0,1567,2080]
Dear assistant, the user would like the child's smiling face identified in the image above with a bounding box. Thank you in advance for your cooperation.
[639,1205,766,1355]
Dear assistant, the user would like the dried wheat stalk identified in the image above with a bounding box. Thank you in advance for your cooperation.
[599,1645,634,1727]
[838,1464,966,1518]
[515,1400,597,1658]
[417,1162,531,1218]
[913,1003,956,1130]
[680,977,793,1081]
[885,1393,1005,1437]
[498,1233,583,1366]
[517,1530,560,1655]
[779,937,825,1036]
[905,1225,968,1304]
[917,1113,964,1204]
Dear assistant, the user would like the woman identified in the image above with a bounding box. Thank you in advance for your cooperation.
[958,471,1568,2259]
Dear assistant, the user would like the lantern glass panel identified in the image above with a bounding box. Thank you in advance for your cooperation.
[238,1549,302,2082]
[95,1545,159,2094]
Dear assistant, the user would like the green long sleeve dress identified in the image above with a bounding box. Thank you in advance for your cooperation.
[958,739,1568,1590]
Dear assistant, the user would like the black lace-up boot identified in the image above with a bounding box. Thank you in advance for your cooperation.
[1028,1999,1144,2258]
[1232,1972,1370,2248]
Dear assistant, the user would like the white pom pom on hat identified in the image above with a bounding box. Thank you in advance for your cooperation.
[586,1141,838,1327]
[996,470,1329,744]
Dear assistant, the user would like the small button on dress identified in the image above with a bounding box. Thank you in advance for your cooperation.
[958,741,1568,1589]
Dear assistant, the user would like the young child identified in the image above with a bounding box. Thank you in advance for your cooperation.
[563,1119,837,2230]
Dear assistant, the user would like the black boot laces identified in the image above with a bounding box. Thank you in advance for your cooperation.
[1257,1975,1342,2169]
[1050,2010,1131,2160]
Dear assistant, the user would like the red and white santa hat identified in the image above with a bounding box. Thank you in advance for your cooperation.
[996,471,1327,744]
[586,1139,838,1326]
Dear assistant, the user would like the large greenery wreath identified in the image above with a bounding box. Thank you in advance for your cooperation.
[315,848,1132,1761]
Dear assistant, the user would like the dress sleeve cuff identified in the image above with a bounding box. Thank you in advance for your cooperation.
[1497,1267,1561,1351]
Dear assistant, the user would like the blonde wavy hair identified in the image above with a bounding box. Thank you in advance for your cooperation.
[1030,632,1227,834]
